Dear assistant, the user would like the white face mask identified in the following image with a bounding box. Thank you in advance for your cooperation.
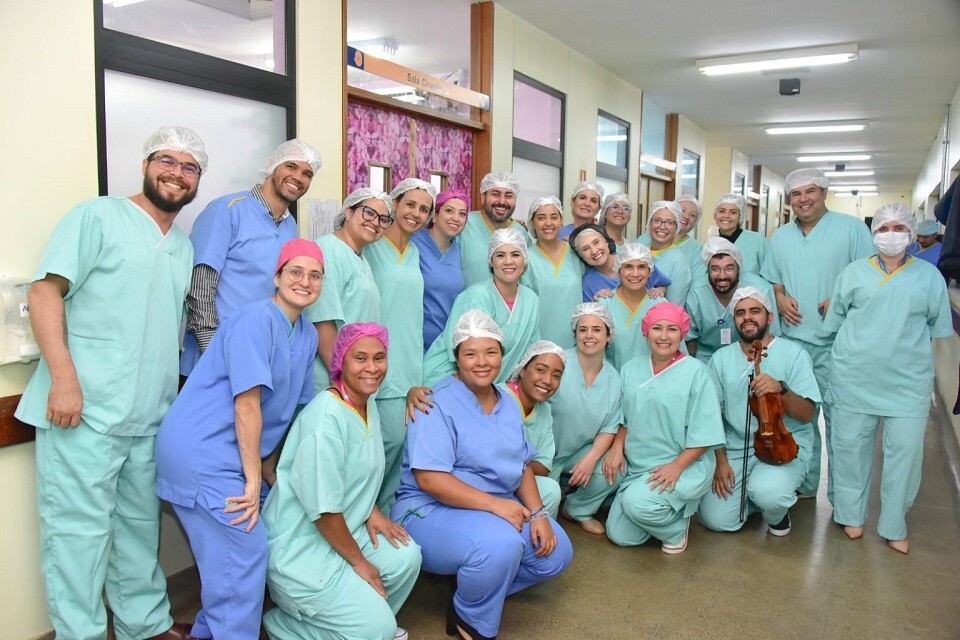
[873,231,911,257]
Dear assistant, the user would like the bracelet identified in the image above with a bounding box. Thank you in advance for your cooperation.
[529,506,549,520]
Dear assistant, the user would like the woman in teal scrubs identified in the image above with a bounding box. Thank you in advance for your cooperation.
[713,194,770,276]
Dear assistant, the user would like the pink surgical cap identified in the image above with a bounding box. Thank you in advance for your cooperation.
[641,302,691,338]
[275,238,324,274]
[436,189,470,212]
[330,322,389,383]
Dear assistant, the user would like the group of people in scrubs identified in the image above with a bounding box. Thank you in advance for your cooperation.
[19,120,951,640]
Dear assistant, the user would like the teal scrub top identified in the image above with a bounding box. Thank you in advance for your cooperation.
[599,293,665,370]
[548,348,623,460]
[824,256,952,417]
[458,211,528,289]
[422,279,541,386]
[730,229,769,276]
[17,197,192,436]
[708,337,821,458]
[761,211,874,347]
[649,246,692,306]
[261,390,384,615]
[685,272,781,363]
[673,236,706,285]
[521,243,584,349]
[304,234,381,390]
[506,385,556,472]
[365,236,424,399]
[619,355,724,513]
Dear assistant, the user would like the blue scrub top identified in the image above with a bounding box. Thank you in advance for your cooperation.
[581,263,672,302]
[393,376,535,515]
[907,241,942,267]
[411,229,464,352]
[181,191,298,375]
[156,299,317,510]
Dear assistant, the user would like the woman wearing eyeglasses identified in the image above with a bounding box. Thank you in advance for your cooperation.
[305,187,394,392]
[599,192,635,247]
[366,178,437,512]
[155,239,323,640]
[645,201,693,305]
[712,194,770,276]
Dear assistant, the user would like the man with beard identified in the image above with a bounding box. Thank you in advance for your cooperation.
[697,287,820,537]
[181,138,321,375]
[459,171,528,287]
[685,237,779,363]
[558,181,604,240]
[15,126,206,639]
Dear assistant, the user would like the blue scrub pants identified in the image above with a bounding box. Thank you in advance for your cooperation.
[830,407,926,541]
[606,467,711,547]
[798,341,831,498]
[263,535,421,640]
[698,448,809,532]
[172,500,268,640]
[35,424,174,640]
[400,503,573,638]
[551,445,622,521]
[535,475,561,519]
[376,397,407,514]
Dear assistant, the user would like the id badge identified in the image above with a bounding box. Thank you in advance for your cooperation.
[720,327,732,345]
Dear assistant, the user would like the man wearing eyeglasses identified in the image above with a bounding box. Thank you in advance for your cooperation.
[685,237,779,364]
[181,138,322,376]
[16,126,206,639]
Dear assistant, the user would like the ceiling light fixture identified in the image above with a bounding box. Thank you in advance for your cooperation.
[831,183,878,190]
[697,43,859,76]
[797,154,872,162]
[834,192,878,198]
[766,121,867,135]
[823,170,874,177]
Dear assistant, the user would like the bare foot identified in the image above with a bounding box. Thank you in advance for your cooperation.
[887,538,909,554]
[844,525,864,539]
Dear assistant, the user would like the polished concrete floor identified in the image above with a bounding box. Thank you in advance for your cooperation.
[164,398,960,640]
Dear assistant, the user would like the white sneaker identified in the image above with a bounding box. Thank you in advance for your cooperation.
[394,627,409,640]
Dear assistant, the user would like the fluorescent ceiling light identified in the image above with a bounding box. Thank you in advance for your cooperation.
[831,183,877,190]
[640,153,677,171]
[824,170,874,177]
[835,192,878,197]
[596,135,627,142]
[697,44,859,76]
[766,122,867,135]
[797,154,872,162]
[105,0,148,6]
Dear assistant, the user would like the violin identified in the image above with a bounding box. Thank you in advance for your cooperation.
[748,340,798,465]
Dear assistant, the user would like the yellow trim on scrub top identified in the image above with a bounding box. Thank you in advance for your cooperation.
[505,383,536,421]
[383,235,408,263]
[870,255,915,285]
[535,243,568,278]
[614,290,647,325]
[330,390,372,438]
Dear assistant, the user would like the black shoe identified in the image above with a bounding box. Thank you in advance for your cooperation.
[446,599,496,639]
[768,513,791,537]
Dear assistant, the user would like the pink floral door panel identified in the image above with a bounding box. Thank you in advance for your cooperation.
[347,101,472,195]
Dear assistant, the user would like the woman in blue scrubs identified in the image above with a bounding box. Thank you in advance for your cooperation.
[393,310,573,640]
[571,223,671,303]
[412,189,469,353]
[155,239,323,640]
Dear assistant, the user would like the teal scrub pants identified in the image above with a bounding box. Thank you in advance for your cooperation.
[376,397,407,514]
[830,407,926,541]
[535,475,561,519]
[551,445,622,521]
[606,470,706,547]
[35,423,173,640]
[697,448,809,531]
[264,535,422,640]
[798,341,831,498]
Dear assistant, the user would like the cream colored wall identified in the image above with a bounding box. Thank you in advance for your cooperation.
[491,5,644,222]
[826,191,912,222]
[912,83,960,211]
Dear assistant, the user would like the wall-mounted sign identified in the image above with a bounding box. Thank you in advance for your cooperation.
[348,46,490,111]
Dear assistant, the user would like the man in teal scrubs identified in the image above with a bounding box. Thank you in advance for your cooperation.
[761,168,874,499]
[16,127,206,640]
[459,172,527,287]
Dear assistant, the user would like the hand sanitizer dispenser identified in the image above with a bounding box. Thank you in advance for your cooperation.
[0,276,40,364]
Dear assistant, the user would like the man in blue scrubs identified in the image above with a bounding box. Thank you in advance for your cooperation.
[762,168,874,499]
[181,138,321,375]
[16,126,206,640]
[908,218,942,266]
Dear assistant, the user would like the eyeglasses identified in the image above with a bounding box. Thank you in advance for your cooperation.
[359,205,394,229]
[152,154,202,178]
[608,203,633,213]
[709,264,739,276]
[281,266,324,284]
[650,218,677,229]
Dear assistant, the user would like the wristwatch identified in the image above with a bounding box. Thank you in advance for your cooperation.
[778,381,789,396]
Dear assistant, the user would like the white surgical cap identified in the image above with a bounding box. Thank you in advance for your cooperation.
[650,200,683,224]
[785,168,830,192]
[871,202,915,236]
[480,172,520,195]
[263,138,321,176]
[917,219,939,236]
[614,242,653,272]
[729,286,774,314]
[570,302,616,340]
[676,194,703,219]
[389,178,438,210]
[509,340,567,381]
[452,309,504,348]
[599,193,631,225]
[143,126,208,172]
[714,193,747,215]
[488,227,529,264]
[335,187,393,229]
[571,181,605,202]
[701,236,743,269]
[527,196,563,239]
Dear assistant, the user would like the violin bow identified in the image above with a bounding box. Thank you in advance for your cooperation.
[739,371,753,523]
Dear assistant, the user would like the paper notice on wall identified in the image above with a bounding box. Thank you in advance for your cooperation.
[306,199,340,240]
